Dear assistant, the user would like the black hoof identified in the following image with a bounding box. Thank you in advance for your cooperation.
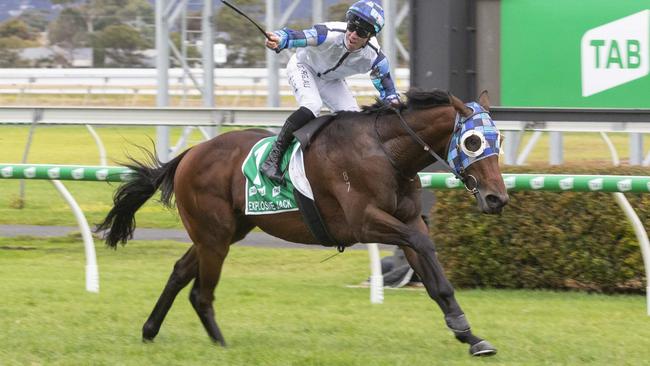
[142,324,159,342]
[212,339,227,347]
[469,340,497,357]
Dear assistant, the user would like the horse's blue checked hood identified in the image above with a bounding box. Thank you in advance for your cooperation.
[447,102,501,175]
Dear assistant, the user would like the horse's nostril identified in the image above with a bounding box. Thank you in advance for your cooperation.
[485,194,504,208]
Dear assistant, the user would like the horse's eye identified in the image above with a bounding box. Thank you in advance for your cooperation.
[463,135,482,152]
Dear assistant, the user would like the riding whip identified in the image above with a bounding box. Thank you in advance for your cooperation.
[221,0,272,41]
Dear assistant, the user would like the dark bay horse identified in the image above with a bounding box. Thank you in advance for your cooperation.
[97,89,508,356]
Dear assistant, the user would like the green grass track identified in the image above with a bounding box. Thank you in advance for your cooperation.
[1,238,649,365]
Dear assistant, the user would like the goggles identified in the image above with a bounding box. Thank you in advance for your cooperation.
[346,16,374,38]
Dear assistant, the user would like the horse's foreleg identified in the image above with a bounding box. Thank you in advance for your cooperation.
[357,207,496,356]
[400,243,496,356]
[142,245,198,341]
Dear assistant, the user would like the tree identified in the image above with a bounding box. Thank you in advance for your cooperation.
[96,24,147,67]
[117,0,154,25]
[0,19,37,41]
[17,9,51,33]
[0,48,27,67]
[84,0,153,32]
[0,18,40,67]
[48,8,88,47]
[48,7,88,65]
[328,1,353,22]
[215,0,266,67]
[83,0,155,66]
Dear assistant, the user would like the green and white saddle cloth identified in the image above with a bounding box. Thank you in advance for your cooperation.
[242,136,305,215]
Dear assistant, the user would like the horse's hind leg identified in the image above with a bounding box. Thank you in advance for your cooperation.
[141,215,251,344]
[191,233,231,346]
[186,218,255,346]
[142,245,198,341]
[189,219,254,318]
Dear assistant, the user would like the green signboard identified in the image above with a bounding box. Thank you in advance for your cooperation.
[501,1,650,107]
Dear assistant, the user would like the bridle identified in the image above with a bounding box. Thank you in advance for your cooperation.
[391,106,479,196]
[390,106,480,195]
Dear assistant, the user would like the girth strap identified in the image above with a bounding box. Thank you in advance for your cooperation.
[293,188,347,252]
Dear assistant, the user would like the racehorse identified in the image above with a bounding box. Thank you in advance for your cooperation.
[97,89,508,356]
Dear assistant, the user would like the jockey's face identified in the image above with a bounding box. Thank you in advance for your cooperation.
[345,30,369,51]
[345,17,374,51]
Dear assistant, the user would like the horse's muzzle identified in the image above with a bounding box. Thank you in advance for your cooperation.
[481,192,509,214]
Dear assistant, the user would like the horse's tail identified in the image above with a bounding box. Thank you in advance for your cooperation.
[96,148,191,248]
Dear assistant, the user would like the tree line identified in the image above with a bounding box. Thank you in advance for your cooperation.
[0,0,408,68]
[0,0,154,67]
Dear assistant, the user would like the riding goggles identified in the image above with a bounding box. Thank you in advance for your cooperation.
[346,15,375,38]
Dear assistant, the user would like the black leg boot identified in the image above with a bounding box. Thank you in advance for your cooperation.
[260,107,315,184]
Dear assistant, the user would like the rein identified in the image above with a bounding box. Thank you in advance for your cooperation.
[389,106,479,195]
[374,113,416,182]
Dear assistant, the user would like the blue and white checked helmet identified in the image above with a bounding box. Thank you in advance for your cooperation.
[346,1,385,35]
[447,102,501,175]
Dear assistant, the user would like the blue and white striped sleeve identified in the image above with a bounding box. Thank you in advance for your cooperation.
[272,24,329,50]
[370,52,399,103]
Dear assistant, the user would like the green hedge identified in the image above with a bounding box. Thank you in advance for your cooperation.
[431,166,650,294]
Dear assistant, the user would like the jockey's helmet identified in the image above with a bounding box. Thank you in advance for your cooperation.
[345,1,385,36]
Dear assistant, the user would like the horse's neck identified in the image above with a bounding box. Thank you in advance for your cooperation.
[378,107,454,176]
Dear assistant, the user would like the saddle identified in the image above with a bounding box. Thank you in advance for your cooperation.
[292,113,337,152]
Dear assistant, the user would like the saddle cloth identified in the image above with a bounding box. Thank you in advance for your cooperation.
[241,136,314,215]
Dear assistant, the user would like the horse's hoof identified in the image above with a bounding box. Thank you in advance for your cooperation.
[469,340,497,357]
[212,339,227,347]
[142,323,159,341]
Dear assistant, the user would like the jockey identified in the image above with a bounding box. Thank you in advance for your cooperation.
[260,0,401,184]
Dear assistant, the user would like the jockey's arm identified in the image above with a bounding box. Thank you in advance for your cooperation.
[370,52,400,106]
[265,25,329,51]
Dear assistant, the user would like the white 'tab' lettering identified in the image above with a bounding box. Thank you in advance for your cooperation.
[581,10,649,96]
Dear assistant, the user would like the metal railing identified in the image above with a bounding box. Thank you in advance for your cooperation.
[1,105,649,127]
[3,105,650,165]
[0,68,411,97]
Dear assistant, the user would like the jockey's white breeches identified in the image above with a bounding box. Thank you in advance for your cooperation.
[286,54,360,117]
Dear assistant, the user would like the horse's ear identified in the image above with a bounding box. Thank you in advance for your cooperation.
[449,93,473,117]
[478,90,490,112]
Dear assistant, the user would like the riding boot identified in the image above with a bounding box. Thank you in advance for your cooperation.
[260,106,315,183]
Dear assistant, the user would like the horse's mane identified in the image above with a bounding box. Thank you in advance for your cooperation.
[360,88,451,114]
[403,88,451,110]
